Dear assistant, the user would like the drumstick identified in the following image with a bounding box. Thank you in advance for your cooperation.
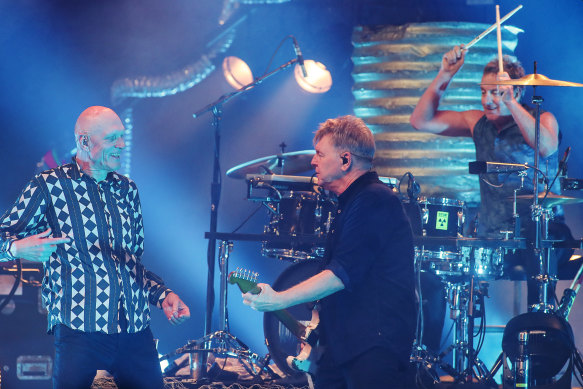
[464,4,523,49]
[496,5,504,74]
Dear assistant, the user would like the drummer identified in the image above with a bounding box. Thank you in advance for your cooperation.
[410,45,572,307]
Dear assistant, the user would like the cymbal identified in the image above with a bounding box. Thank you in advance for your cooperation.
[509,193,583,207]
[226,150,315,179]
[481,73,583,87]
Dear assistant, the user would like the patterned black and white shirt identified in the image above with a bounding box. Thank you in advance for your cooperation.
[0,161,170,334]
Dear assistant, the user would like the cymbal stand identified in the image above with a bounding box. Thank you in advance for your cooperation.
[528,75,555,313]
[512,170,527,239]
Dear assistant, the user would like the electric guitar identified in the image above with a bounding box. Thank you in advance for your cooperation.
[228,268,321,375]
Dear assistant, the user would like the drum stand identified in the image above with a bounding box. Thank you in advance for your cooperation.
[412,258,497,387]
[162,240,271,381]
[437,276,497,386]
[487,77,577,387]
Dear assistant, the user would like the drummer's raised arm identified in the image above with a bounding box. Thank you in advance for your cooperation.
[410,45,478,137]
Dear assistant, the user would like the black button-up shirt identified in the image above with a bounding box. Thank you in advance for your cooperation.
[0,161,170,334]
[321,171,416,364]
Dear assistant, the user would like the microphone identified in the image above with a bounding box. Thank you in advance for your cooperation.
[468,161,527,174]
[406,172,421,200]
[559,146,572,176]
[292,37,308,78]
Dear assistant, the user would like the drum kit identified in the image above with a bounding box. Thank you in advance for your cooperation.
[171,70,583,387]
[198,138,582,385]
[184,137,583,386]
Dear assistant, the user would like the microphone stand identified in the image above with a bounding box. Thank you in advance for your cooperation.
[189,57,301,379]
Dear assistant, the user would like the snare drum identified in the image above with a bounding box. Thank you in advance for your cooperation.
[419,197,465,238]
[417,246,504,280]
[262,192,335,261]
[416,247,465,278]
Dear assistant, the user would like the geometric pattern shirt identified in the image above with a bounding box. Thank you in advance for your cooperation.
[0,160,170,334]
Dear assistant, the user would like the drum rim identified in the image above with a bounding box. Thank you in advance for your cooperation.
[279,191,320,200]
[415,248,461,261]
[418,196,465,207]
[261,246,318,261]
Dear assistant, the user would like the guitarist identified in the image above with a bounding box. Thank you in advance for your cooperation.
[242,115,416,388]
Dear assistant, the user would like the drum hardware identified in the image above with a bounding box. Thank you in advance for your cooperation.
[260,192,334,262]
[413,259,497,386]
[415,236,525,281]
[508,193,583,208]
[245,174,321,201]
[483,73,583,88]
[418,197,465,238]
[413,236,534,386]
[243,174,334,261]
[160,240,272,381]
[483,69,583,387]
[512,170,527,239]
[561,178,583,191]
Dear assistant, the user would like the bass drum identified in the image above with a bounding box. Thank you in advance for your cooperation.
[263,260,323,377]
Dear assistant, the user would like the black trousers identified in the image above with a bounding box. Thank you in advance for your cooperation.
[53,324,164,389]
[315,346,411,389]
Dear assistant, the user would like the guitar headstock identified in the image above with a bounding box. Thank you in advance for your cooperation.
[228,268,261,294]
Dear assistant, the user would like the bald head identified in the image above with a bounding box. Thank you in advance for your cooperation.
[75,106,123,138]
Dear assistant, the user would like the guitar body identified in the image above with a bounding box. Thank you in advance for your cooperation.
[263,260,324,376]
[285,308,321,376]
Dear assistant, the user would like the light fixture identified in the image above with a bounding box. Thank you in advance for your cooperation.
[222,56,254,89]
[294,60,332,94]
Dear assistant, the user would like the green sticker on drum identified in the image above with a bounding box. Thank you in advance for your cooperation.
[436,211,449,230]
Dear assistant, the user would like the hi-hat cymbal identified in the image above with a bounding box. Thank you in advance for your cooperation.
[509,193,583,207]
[226,150,315,179]
[482,73,583,87]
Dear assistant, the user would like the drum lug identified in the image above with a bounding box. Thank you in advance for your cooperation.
[421,207,429,226]
[457,210,464,237]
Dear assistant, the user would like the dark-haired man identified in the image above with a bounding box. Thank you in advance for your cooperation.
[410,46,571,308]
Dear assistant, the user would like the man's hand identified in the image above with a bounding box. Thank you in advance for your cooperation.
[441,45,466,76]
[497,72,517,105]
[162,292,190,325]
[10,228,71,262]
[242,283,286,312]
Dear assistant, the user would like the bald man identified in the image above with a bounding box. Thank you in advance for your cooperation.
[0,106,190,389]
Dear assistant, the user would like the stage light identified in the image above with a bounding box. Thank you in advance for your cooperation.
[294,60,332,93]
[222,56,253,89]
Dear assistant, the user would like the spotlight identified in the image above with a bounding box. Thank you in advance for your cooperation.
[294,60,332,93]
[222,56,254,89]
